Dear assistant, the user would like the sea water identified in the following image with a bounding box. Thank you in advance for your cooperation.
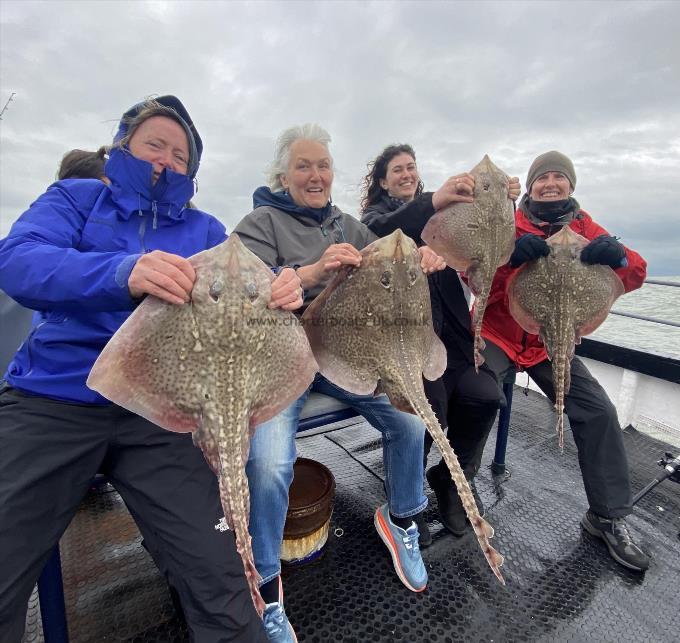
[591,276,680,359]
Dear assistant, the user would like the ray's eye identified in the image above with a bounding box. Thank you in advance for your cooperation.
[408,269,419,285]
[209,280,224,302]
[245,282,259,301]
[380,271,392,289]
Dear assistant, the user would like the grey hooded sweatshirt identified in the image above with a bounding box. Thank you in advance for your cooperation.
[234,201,377,303]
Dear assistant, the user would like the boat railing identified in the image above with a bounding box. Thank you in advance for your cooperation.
[609,279,680,329]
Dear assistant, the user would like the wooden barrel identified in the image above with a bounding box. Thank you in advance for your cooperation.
[280,458,335,565]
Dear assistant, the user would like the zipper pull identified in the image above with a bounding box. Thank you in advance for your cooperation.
[152,201,158,230]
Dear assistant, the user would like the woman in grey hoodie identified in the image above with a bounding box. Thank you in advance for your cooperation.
[234,124,445,643]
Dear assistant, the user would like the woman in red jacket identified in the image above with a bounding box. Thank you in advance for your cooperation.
[481,150,649,572]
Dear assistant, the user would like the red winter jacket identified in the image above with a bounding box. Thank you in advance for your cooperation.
[479,207,647,369]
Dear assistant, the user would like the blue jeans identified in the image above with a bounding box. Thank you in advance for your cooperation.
[246,374,427,584]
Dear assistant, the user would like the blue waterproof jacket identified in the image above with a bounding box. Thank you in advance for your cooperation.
[0,147,226,403]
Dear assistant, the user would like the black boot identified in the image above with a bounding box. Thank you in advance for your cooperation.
[426,464,485,536]
[426,464,468,536]
[414,512,432,548]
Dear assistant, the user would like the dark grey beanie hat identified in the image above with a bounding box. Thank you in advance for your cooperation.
[526,151,576,191]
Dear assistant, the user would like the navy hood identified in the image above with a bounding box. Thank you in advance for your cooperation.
[252,186,332,223]
[113,95,202,178]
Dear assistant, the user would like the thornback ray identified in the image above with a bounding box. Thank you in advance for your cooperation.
[302,229,505,584]
[507,226,624,449]
[421,155,515,371]
[87,234,319,616]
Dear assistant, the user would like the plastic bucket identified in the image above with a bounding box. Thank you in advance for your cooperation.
[280,457,336,565]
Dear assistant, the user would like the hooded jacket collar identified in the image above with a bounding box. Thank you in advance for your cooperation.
[105,147,195,221]
[252,186,333,223]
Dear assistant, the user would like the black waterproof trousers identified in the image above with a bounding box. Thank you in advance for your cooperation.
[0,385,268,643]
[482,340,633,519]
[423,363,500,479]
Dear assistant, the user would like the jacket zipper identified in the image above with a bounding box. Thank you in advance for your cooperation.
[138,210,147,252]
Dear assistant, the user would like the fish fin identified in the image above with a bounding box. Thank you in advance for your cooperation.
[318,355,379,396]
[302,267,379,395]
[472,516,495,539]
[384,387,416,415]
[87,298,202,433]
[485,545,506,585]
[423,329,447,381]
[576,270,625,336]
[249,314,318,428]
[466,263,487,297]
[506,267,543,335]
[192,422,220,475]
[421,206,477,271]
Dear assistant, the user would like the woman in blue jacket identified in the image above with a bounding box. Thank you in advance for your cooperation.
[0,96,301,643]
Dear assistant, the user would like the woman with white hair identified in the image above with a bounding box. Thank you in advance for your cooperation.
[234,124,445,643]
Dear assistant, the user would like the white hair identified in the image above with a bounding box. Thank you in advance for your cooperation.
[267,123,333,191]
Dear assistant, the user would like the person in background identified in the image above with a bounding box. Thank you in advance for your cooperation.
[0,95,303,642]
[57,146,110,183]
[480,150,650,572]
[234,125,446,643]
[361,144,521,539]
[0,147,112,402]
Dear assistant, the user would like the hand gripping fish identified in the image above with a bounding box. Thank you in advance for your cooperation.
[87,234,319,615]
[302,229,505,584]
[422,155,515,371]
[507,226,624,449]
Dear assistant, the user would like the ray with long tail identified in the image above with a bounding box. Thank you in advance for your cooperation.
[88,234,318,615]
[303,229,504,583]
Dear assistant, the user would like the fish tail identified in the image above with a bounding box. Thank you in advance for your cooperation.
[551,352,567,452]
[407,388,505,584]
[485,544,506,585]
[471,285,490,374]
[217,445,265,617]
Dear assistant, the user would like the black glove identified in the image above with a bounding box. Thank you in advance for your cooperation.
[580,235,626,268]
[509,234,550,268]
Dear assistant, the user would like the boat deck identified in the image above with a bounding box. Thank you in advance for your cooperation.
[24,388,680,642]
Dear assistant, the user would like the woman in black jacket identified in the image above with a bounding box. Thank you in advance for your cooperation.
[361,144,520,537]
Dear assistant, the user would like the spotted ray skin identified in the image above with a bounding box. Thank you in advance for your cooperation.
[87,234,318,616]
[302,230,505,584]
[507,226,624,449]
[421,155,515,370]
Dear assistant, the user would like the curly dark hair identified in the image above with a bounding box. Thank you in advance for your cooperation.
[360,144,424,213]
[57,146,108,180]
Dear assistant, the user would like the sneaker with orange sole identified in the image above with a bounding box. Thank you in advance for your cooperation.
[374,503,428,592]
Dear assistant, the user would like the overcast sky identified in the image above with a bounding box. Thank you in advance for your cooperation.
[1,0,678,275]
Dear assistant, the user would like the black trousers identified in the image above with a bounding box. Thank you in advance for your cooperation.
[482,340,633,519]
[0,386,267,643]
[423,363,500,480]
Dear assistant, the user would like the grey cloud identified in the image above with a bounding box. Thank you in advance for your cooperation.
[1,0,678,277]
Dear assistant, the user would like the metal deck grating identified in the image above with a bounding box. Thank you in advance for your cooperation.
[23,388,680,642]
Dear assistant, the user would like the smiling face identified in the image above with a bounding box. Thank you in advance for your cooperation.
[280,139,333,209]
[529,171,572,202]
[380,152,419,202]
[128,115,190,183]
